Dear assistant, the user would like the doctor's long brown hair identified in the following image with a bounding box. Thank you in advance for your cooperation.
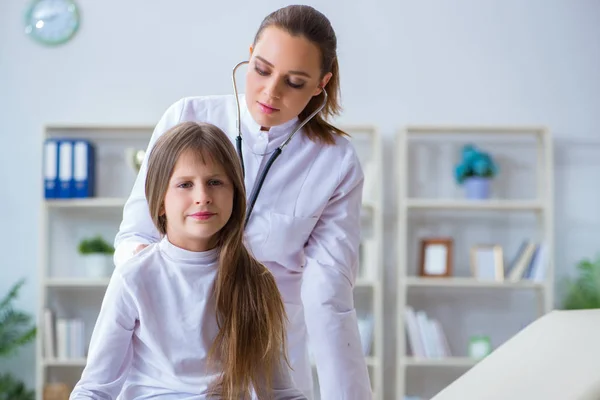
[145,121,288,399]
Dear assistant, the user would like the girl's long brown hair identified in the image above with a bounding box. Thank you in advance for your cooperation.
[253,4,346,144]
[145,121,288,399]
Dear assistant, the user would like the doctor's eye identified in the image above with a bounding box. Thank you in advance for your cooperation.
[286,80,305,89]
[254,67,269,76]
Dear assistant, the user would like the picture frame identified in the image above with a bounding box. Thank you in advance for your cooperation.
[419,238,453,277]
[470,244,504,281]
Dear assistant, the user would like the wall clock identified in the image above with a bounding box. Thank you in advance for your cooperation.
[25,0,80,46]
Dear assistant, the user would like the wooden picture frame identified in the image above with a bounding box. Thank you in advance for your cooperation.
[419,238,453,277]
[470,244,504,281]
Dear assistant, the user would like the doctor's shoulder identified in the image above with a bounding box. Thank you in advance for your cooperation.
[320,133,364,180]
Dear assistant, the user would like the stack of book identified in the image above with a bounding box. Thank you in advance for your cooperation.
[505,241,548,282]
[404,306,451,358]
[43,138,95,199]
[43,309,86,359]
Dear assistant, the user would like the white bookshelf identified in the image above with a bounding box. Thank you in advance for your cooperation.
[395,125,554,400]
[37,124,383,399]
[36,125,153,399]
[308,125,384,399]
[350,125,384,400]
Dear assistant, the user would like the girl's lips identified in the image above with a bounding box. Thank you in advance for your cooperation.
[189,212,215,220]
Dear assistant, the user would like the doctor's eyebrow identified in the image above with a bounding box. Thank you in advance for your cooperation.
[255,56,312,78]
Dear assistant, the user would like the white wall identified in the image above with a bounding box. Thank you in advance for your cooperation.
[1,0,599,397]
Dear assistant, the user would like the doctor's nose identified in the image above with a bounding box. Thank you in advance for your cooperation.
[263,78,282,99]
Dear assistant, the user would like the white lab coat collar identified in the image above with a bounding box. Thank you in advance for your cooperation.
[241,94,300,155]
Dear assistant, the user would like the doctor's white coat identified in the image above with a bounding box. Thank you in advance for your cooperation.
[114,94,372,400]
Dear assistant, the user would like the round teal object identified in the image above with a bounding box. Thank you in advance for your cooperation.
[25,0,80,46]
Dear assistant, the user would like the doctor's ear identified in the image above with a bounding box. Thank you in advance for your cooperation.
[313,72,332,96]
[249,45,254,58]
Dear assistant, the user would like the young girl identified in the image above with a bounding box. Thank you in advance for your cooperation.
[70,122,306,400]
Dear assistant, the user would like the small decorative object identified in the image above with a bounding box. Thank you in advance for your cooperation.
[43,382,71,400]
[419,238,453,277]
[78,235,114,278]
[454,144,499,200]
[125,148,146,173]
[468,335,492,359]
[471,245,504,281]
[25,0,80,46]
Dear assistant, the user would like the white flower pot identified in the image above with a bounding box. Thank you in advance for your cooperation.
[82,254,112,278]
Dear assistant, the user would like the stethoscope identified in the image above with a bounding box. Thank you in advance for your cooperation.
[231,60,328,226]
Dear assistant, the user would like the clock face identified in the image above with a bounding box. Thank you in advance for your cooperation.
[25,0,80,46]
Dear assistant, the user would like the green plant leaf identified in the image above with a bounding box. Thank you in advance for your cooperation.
[0,373,35,400]
[0,279,24,311]
[563,256,600,309]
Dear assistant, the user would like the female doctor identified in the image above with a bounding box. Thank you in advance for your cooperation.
[114,5,371,400]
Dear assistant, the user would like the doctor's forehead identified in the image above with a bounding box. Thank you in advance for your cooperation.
[252,26,322,75]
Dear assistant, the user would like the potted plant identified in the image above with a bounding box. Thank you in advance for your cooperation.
[454,144,499,200]
[78,235,115,278]
[562,255,600,310]
[0,279,36,400]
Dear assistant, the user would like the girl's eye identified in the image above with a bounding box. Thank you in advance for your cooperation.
[177,182,192,189]
[208,179,222,186]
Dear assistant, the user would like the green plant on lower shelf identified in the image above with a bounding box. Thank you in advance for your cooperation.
[0,279,36,400]
[562,255,600,309]
[78,235,115,255]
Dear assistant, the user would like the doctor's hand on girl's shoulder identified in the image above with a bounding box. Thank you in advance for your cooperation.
[134,244,149,255]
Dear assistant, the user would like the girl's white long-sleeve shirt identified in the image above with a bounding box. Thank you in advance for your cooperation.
[114,95,372,399]
[70,237,306,400]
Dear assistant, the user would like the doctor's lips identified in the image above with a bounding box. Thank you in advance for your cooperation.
[257,101,280,115]
[189,211,216,220]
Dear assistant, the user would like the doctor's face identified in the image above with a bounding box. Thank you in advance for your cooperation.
[162,150,234,252]
[246,26,328,129]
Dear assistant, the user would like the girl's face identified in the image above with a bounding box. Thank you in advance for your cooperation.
[245,26,332,129]
[162,150,234,252]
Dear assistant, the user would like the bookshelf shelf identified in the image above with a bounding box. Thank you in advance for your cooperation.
[45,198,126,208]
[406,199,544,211]
[45,278,111,288]
[396,125,554,399]
[42,358,87,368]
[403,357,479,368]
[404,277,544,290]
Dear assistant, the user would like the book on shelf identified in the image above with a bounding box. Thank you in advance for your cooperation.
[43,308,86,359]
[505,240,548,282]
[404,307,451,358]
